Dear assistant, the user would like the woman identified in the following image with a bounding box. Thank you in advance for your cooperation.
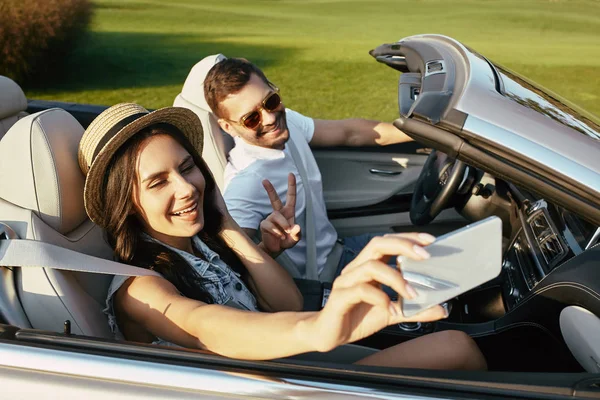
[79,103,486,369]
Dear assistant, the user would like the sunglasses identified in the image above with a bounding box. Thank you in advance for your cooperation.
[229,89,282,130]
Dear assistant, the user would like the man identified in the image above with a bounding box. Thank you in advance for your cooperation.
[204,57,417,279]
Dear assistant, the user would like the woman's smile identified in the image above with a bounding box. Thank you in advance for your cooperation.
[170,202,199,220]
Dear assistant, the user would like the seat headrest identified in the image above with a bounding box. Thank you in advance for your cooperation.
[0,109,87,234]
[180,54,227,112]
[0,76,27,120]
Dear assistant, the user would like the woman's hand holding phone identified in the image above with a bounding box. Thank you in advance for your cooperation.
[304,233,448,352]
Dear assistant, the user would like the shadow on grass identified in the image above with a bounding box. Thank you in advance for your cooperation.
[27,30,297,93]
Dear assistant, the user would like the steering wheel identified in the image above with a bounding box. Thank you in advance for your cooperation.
[410,150,467,225]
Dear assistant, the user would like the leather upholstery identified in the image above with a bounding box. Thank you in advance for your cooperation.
[0,109,114,338]
[0,75,28,140]
[0,109,87,235]
[173,54,234,190]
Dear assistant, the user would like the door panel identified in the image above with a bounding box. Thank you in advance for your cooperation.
[314,144,468,237]
[314,150,428,210]
[331,208,468,238]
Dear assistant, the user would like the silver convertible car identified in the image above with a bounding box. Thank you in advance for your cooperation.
[1,34,600,399]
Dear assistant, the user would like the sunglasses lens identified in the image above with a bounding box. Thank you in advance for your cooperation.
[239,91,281,130]
[264,92,281,112]
[243,111,261,130]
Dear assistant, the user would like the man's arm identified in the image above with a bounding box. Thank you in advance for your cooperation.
[223,172,266,236]
[309,118,413,147]
[219,216,302,313]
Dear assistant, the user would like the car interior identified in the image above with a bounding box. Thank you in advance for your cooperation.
[1,34,600,398]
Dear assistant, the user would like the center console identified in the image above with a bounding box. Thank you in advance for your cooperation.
[502,200,585,311]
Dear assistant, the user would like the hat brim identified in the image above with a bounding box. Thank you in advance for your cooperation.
[83,107,204,226]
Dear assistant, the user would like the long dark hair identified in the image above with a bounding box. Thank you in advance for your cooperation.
[100,123,246,303]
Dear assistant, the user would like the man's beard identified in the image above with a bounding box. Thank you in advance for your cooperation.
[255,109,287,138]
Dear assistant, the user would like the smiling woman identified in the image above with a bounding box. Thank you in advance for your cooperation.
[79,105,250,307]
[101,124,245,307]
[114,129,209,253]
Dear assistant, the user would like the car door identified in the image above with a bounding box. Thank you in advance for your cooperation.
[3,333,599,400]
[313,141,468,238]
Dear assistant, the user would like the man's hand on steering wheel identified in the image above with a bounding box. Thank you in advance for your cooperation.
[410,150,467,225]
[259,173,302,255]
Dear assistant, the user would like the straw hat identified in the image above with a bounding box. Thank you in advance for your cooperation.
[78,103,204,226]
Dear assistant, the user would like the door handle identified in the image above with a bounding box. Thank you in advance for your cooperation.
[369,168,402,176]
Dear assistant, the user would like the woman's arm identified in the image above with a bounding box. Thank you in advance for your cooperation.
[219,215,303,312]
[118,275,314,358]
[212,183,303,313]
[117,233,447,360]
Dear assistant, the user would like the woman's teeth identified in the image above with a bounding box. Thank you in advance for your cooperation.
[173,204,197,216]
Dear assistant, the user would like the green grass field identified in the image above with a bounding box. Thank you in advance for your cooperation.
[25,0,600,121]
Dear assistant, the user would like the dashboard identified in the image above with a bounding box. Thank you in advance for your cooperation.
[452,166,599,319]
[502,198,598,311]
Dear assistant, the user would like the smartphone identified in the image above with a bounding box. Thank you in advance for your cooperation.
[398,216,503,317]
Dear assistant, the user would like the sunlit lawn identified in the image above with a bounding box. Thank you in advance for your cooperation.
[26,0,600,121]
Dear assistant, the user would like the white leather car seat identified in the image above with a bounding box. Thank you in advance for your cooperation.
[173,54,233,191]
[0,109,114,338]
[0,75,28,140]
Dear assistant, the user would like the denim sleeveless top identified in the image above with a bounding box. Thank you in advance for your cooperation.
[104,234,258,346]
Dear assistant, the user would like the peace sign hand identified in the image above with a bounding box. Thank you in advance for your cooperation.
[259,173,302,255]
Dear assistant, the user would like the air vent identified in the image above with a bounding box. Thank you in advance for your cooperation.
[540,235,564,265]
[512,235,542,289]
[528,210,567,268]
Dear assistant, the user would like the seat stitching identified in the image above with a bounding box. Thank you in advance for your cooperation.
[517,283,600,310]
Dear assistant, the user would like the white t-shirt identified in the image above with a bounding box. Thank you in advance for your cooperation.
[223,109,338,276]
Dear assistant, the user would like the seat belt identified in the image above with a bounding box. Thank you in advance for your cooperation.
[286,136,319,280]
[287,136,343,282]
[0,238,160,278]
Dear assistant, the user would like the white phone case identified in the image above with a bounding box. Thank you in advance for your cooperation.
[398,216,503,317]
